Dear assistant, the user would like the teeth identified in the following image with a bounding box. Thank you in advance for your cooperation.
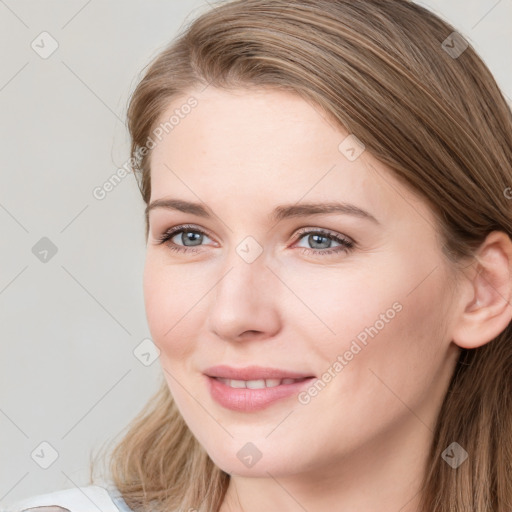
[246,379,266,389]
[216,377,304,388]
[229,379,247,388]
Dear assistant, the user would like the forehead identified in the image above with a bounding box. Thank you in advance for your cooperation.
[152,86,341,165]
[148,86,429,226]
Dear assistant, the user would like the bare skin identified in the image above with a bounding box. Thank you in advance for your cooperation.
[143,86,512,512]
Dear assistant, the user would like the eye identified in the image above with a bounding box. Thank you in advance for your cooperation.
[156,224,214,254]
[293,228,355,257]
[155,225,355,257]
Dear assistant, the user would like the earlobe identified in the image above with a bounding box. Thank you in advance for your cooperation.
[451,231,512,350]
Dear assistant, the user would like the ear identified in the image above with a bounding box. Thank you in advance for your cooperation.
[451,231,512,349]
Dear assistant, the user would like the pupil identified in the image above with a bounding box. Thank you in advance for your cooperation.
[311,234,329,249]
[184,231,202,246]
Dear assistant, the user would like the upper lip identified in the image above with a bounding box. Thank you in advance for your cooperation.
[204,365,315,380]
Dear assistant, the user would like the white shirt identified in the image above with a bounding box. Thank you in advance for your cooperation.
[1,485,134,512]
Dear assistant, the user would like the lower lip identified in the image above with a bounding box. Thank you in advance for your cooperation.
[205,375,315,412]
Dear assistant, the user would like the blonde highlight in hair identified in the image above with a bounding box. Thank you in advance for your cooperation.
[90,1,512,510]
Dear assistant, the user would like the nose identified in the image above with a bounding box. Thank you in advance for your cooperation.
[207,254,281,343]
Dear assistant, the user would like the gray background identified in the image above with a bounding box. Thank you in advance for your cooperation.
[1,0,511,507]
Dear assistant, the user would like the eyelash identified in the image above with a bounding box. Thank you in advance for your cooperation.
[156,224,355,257]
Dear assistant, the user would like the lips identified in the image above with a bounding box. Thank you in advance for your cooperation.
[204,365,316,412]
[204,364,315,380]
[215,377,309,388]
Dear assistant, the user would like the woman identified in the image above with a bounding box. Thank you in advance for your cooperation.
[6,0,512,511]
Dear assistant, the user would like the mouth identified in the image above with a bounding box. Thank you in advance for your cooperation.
[213,376,312,388]
[204,364,315,381]
[203,366,316,412]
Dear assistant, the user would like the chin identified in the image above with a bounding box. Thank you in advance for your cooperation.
[202,439,304,478]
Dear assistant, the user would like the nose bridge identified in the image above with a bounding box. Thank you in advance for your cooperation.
[207,242,280,340]
[216,243,268,305]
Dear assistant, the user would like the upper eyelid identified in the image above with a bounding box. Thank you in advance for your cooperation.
[167,224,216,240]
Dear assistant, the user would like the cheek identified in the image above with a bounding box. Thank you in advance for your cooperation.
[326,262,452,403]
[282,253,451,379]
[276,259,402,351]
[143,256,203,362]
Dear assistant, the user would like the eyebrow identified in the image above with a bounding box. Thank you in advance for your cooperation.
[146,198,380,225]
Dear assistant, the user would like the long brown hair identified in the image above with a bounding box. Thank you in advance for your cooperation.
[90,1,512,510]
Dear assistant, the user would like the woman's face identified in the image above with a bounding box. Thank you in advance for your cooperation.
[143,86,461,480]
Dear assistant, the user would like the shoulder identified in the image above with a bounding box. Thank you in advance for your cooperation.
[1,484,133,512]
